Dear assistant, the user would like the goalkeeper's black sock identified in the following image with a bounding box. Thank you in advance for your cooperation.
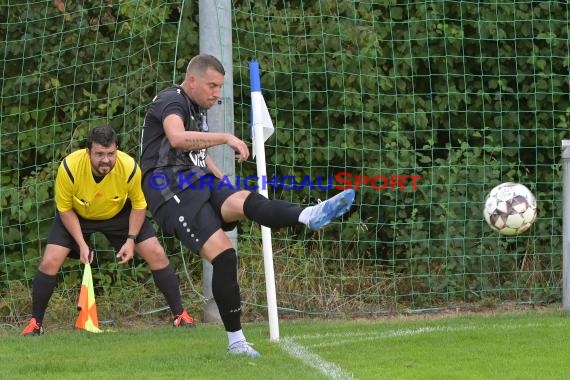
[243,192,302,228]
[152,264,184,316]
[211,248,242,332]
[32,270,57,323]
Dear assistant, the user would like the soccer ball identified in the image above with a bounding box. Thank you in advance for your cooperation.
[483,182,537,235]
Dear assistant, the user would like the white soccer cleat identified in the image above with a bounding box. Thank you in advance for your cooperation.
[306,189,355,230]
[228,340,261,358]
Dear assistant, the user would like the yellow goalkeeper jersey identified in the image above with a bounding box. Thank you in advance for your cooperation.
[55,149,147,220]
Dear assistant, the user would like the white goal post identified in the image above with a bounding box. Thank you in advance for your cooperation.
[561,140,570,310]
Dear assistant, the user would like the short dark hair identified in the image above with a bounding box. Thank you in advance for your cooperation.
[87,125,118,149]
[186,54,225,76]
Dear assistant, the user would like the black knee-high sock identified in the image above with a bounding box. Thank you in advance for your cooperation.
[243,192,303,228]
[152,264,184,316]
[211,248,241,332]
[32,270,57,324]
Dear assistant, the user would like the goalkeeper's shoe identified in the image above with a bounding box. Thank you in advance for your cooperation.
[228,340,261,358]
[306,189,355,230]
[173,310,195,328]
[20,317,43,336]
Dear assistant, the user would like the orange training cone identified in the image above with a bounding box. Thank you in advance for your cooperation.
[75,262,102,333]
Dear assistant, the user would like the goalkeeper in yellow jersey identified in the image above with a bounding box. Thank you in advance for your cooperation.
[21,125,194,336]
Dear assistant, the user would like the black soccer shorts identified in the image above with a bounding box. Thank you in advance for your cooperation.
[152,177,239,254]
[47,203,156,258]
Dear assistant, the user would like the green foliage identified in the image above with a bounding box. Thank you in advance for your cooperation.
[0,0,567,318]
[232,0,565,307]
[0,0,187,318]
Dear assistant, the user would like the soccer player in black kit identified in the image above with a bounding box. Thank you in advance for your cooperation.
[141,54,355,357]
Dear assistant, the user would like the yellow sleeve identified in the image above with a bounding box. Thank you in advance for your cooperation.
[54,160,74,212]
[128,163,147,210]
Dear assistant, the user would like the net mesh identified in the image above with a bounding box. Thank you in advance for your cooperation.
[0,1,566,324]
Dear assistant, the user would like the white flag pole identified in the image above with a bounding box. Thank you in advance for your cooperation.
[250,60,279,342]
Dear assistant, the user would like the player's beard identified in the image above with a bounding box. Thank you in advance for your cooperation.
[93,162,113,177]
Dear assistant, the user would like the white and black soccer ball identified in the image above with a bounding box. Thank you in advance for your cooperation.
[483,182,537,236]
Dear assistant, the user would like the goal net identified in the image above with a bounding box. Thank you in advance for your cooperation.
[0,1,565,325]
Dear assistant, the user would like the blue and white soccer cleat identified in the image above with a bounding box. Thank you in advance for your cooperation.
[228,340,261,358]
[306,189,355,230]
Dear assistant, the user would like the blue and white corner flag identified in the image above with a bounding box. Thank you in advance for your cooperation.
[249,59,280,342]
[250,60,275,158]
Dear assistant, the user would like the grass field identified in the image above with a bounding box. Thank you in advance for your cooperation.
[1,307,569,379]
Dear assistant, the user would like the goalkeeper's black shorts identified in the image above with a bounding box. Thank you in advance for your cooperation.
[47,202,156,259]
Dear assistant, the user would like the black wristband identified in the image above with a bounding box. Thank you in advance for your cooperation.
[126,234,137,241]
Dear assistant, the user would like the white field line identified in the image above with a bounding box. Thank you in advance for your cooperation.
[290,321,567,349]
[281,337,355,380]
[279,321,566,378]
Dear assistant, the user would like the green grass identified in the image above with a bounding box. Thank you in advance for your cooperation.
[2,308,570,379]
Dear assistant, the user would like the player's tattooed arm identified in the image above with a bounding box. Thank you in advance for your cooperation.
[181,131,230,151]
[163,115,246,158]
[184,136,211,150]
[164,114,226,150]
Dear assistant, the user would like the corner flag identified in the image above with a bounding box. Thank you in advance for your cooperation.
[250,60,275,158]
[250,59,279,342]
[75,262,102,333]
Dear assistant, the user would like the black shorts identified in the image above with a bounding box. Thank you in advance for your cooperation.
[47,203,156,258]
[153,177,239,254]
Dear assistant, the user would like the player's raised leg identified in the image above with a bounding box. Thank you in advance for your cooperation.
[239,189,356,231]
